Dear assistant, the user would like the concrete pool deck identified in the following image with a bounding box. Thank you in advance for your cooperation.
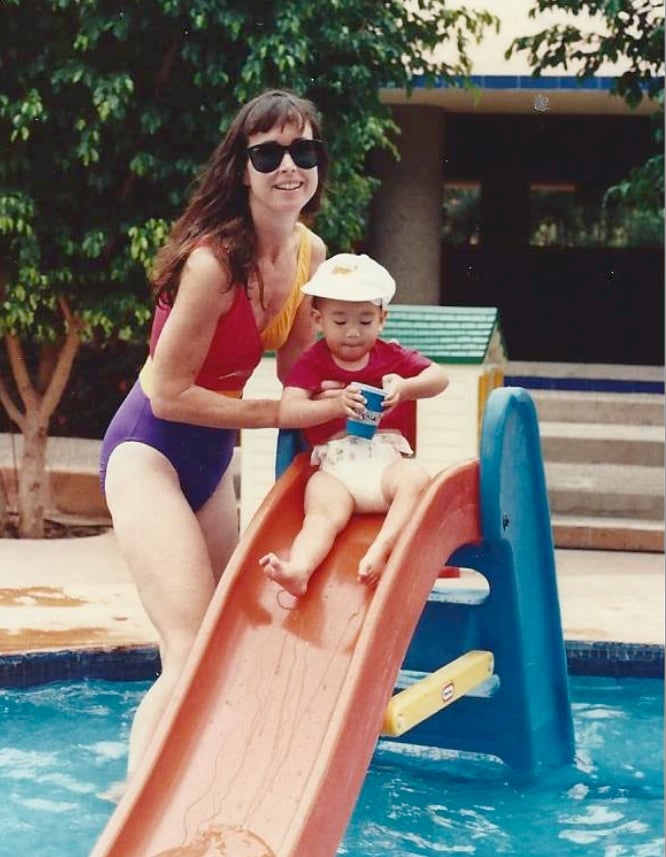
[0,530,663,656]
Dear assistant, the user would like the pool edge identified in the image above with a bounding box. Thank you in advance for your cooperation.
[0,640,662,688]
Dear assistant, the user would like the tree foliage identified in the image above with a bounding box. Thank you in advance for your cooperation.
[506,0,664,221]
[0,0,498,535]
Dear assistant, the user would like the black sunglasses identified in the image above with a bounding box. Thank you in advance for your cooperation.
[246,138,325,173]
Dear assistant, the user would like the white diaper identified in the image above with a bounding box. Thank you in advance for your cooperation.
[310,431,414,513]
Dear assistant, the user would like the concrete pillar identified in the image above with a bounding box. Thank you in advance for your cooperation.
[369,105,445,305]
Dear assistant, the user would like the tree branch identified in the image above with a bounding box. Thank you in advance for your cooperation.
[0,365,25,430]
[39,298,82,420]
[5,334,38,414]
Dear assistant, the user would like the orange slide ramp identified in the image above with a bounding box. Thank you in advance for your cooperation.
[91,454,481,857]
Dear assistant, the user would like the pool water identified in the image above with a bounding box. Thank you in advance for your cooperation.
[0,676,662,857]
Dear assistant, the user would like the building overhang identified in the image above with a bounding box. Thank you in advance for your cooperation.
[381,75,661,116]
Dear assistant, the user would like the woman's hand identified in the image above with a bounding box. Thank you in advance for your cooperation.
[311,379,346,400]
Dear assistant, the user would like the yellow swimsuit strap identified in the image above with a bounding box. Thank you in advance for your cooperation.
[259,222,312,352]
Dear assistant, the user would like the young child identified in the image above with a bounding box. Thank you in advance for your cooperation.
[259,253,449,597]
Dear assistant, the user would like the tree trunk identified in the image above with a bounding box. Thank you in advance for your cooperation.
[0,300,82,538]
[18,417,49,538]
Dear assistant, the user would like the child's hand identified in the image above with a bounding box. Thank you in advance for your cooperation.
[381,374,405,410]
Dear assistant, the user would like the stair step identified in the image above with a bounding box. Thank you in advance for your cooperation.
[545,462,664,519]
[531,389,665,426]
[507,366,665,552]
[540,421,664,466]
[551,514,664,552]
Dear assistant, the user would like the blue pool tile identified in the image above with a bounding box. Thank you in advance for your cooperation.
[505,375,665,394]
[0,641,662,687]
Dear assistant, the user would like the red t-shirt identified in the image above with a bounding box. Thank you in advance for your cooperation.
[285,338,432,445]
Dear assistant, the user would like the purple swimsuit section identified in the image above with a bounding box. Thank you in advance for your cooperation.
[99,380,236,512]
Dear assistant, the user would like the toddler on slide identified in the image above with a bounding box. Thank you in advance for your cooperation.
[260,253,449,596]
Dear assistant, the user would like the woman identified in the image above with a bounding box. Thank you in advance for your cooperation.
[100,89,328,777]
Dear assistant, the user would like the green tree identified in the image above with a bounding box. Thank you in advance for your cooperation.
[0,0,498,536]
[506,0,664,227]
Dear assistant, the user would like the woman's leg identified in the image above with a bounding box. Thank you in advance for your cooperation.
[358,460,431,585]
[104,441,220,777]
[259,471,354,596]
[196,465,240,585]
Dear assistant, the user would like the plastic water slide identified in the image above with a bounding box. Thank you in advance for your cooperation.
[90,452,482,857]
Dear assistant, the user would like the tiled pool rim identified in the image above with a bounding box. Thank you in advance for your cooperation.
[503,374,665,395]
[0,641,662,689]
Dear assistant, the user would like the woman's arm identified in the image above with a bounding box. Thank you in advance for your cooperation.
[278,385,364,429]
[149,247,279,429]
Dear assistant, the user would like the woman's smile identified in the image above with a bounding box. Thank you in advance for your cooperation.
[274,179,305,191]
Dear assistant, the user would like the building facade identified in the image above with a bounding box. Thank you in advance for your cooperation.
[366,1,663,365]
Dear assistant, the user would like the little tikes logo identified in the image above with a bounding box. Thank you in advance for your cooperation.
[442,682,455,703]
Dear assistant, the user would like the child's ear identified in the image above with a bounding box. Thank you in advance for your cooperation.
[312,307,323,329]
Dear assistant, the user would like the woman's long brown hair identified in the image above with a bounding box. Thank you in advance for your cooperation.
[151,89,328,306]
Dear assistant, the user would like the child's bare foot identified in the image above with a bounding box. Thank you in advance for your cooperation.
[259,552,311,597]
[357,542,391,587]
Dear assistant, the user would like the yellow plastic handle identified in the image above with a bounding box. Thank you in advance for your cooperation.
[382,650,494,737]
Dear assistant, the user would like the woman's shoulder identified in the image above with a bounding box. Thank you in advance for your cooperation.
[176,245,237,315]
[182,246,233,293]
[185,244,227,275]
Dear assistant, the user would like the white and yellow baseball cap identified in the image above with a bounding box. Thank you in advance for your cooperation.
[301,253,396,308]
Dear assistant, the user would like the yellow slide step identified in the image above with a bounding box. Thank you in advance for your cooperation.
[382,650,495,737]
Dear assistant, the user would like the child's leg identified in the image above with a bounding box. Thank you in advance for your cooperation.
[260,471,355,597]
[358,459,430,586]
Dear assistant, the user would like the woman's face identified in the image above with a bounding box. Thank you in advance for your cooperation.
[244,120,320,216]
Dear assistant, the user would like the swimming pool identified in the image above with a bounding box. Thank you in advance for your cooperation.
[0,676,662,857]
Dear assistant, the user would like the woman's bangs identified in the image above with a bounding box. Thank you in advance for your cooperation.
[245,96,315,138]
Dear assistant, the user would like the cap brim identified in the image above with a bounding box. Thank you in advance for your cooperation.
[301,283,389,303]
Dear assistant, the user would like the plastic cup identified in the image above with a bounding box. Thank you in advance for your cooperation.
[345,383,386,439]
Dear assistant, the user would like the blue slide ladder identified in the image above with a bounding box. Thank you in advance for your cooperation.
[276,386,575,776]
[398,386,575,775]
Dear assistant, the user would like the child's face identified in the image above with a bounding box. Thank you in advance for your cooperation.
[313,298,386,367]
